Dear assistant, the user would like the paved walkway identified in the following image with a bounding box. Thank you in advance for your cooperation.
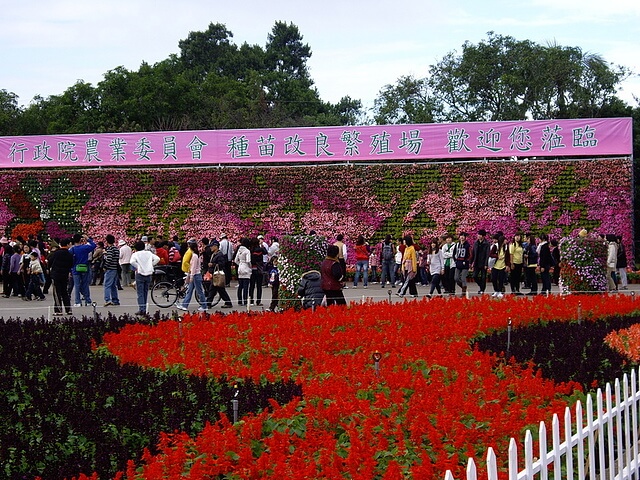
[0,278,636,320]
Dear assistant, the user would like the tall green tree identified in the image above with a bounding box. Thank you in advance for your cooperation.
[178,23,239,79]
[263,21,325,125]
[0,89,21,136]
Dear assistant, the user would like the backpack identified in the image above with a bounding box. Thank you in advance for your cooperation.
[382,243,393,262]
[169,247,181,263]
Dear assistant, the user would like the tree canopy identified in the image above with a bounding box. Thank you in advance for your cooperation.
[1,29,638,136]
[2,22,363,135]
[373,32,634,125]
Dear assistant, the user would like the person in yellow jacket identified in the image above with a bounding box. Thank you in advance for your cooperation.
[397,235,418,297]
[182,239,195,273]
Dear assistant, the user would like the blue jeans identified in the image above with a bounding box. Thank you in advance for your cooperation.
[237,278,250,306]
[380,260,395,286]
[103,269,120,304]
[73,271,91,305]
[354,260,369,286]
[135,273,152,313]
[181,273,207,309]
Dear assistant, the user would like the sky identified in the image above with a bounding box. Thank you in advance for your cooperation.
[2,0,639,115]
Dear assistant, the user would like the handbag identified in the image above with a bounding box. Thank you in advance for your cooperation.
[212,266,226,288]
[75,263,88,273]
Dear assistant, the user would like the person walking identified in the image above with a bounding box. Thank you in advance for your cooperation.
[426,238,444,297]
[509,233,525,294]
[24,251,45,301]
[379,235,395,288]
[617,235,628,290]
[353,235,370,288]
[538,233,554,295]
[524,234,539,295]
[453,232,471,296]
[605,234,618,292]
[234,237,252,307]
[118,240,133,287]
[102,235,120,306]
[266,256,280,312]
[129,240,160,315]
[69,234,96,307]
[206,240,233,309]
[48,238,74,316]
[472,229,490,294]
[333,234,348,282]
[249,237,268,306]
[489,234,510,298]
[219,233,234,287]
[177,239,208,312]
[441,234,455,294]
[397,235,418,297]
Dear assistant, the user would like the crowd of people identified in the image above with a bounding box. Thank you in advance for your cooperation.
[0,228,629,316]
[296,229,629,307]
[0,232,282,315]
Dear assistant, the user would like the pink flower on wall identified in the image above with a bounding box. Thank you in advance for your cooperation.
[0,202,14,231]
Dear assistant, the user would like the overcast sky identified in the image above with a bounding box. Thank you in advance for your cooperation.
[2,0,639,114]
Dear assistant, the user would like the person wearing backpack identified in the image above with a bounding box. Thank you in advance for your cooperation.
[379,235,395,288]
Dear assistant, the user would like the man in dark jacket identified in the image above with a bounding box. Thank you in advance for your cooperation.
[207,241,233,308]
[453,232,472,296]
[297,270,325,309]
[472,229,490,294]
[49,238,74,315]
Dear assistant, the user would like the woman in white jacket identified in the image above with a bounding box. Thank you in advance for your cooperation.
[606,234,618,291]
[234,237,252,306]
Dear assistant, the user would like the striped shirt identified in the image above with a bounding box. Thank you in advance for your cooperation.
[103,245,120,270]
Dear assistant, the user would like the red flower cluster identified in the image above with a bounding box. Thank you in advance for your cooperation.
[102,295,639,479]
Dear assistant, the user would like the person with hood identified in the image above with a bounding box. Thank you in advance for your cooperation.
[321,245,347,306]
[297,269,325,309]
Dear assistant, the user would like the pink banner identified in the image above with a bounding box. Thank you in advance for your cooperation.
[0,118,631,168]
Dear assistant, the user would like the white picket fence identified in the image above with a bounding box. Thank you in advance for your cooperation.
[445,368,640,480]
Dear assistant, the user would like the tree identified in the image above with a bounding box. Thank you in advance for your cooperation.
[262,21,325,125]
[378,32,631,123]
[0,89,21,136]
[373,76,436,124]
[178,23,239,79]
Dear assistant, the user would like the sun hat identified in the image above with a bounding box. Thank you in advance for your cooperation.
[118,240,126,246]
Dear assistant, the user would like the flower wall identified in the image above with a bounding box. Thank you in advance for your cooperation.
[0,158,632,264]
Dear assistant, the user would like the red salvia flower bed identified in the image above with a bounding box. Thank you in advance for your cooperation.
[102,294,640,479]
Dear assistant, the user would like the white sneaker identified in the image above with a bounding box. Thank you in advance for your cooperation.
[73,303,82,307]
[175,305,188,311]
[491,293,497,297]
[197,307,207,312]
[497,293,504,298]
